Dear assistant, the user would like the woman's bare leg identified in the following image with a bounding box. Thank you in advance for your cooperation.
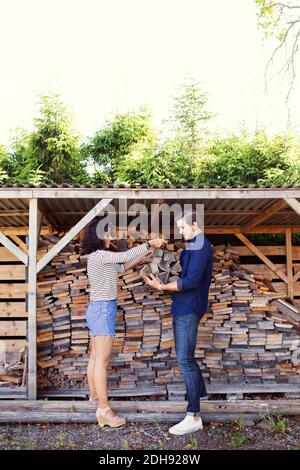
[87,336,97,400]
[94,336,114,408]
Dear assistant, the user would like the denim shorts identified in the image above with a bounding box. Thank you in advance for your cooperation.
[85,299,117,336]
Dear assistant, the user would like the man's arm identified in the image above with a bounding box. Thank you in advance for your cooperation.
[141,274,180,292]
[142,250,209,292]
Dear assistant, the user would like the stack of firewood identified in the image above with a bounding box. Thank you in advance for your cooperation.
[0,347,26,386]
[37,236,90,389]
[36,236,300,396]
[192,244,300,390]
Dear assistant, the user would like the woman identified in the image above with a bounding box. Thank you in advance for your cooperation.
[81,219,164,428]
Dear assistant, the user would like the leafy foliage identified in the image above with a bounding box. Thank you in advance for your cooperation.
[116,139,192,185]
[167,78,215,167]
[8,94,87,184]
[255,0,287,40]
[82,107,156,183]
[0,143,9,183]
[193,129,293,185]
[1,83,300,189]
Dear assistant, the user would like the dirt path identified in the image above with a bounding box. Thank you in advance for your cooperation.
[1,415,300,450]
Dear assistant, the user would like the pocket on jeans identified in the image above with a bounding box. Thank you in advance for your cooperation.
[86,302,97,317]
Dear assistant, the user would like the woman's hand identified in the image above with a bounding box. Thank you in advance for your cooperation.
[137,250,154,265]
[149,238,166,248]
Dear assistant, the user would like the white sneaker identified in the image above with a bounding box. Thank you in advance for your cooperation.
[169,415,203,435]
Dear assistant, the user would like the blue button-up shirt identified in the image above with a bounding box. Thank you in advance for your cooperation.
[171,233,213,317]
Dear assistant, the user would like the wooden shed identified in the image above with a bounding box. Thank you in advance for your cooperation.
[1,183,300,422]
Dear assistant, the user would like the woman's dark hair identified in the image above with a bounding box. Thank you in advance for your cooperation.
[81,219,112,255]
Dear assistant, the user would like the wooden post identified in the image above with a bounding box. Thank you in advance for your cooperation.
[286,227,294,299]
[27,198,38,399]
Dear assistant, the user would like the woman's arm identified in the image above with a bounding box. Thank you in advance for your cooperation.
[94,239,164,264]
[96,243,149,264]
[123,250,153,272]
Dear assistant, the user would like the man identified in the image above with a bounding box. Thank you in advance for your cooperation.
[142,211,213,435]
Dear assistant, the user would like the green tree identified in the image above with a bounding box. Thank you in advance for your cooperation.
[117,139,192,185]
[7,129,32,183]
[82,108,156,183]
[167,78,214,168]
[194,128,293,185]
[9,94,87,184]
[0,143,9,183]
[260,134,300,184]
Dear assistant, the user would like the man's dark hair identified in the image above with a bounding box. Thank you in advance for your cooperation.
[175,210,203,227]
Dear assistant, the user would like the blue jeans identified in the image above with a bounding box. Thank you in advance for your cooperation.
[85,299,117,336]
[173,312,207,415]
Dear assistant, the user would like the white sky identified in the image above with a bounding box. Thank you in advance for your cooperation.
[0,0,300,146]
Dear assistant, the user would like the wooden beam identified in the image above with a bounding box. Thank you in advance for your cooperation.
[9,235,28,254]
[240,199,287,231]
[47,224,300,235]
[49,209,298,217]
[0,399,299,414]
[286,227,294,298]
[0,399,300,423]
[204,225,300,234]
[2,187,300,200]
[235,232,288,283]
[27,198,38,400]
[38,383,300,399]
[284,197,300,215]
[36,198,112,273]
[0,210,29,217]
[28,188,300,199]
[234,245,300,258]
[0,227,52,236]
[0,231,28,265]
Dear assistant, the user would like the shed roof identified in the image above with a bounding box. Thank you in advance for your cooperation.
[0,184,300,232]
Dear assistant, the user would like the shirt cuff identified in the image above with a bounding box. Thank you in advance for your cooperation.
[177,277,183,291]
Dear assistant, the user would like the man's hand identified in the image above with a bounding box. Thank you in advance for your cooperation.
[141,273,162,291]
[142,273,180,292]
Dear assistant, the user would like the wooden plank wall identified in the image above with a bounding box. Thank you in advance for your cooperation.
[0,246,27,387]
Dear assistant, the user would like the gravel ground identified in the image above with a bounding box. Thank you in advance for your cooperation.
[1,416,300,450]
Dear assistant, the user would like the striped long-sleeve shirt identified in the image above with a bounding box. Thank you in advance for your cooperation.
[87,242,149,301]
